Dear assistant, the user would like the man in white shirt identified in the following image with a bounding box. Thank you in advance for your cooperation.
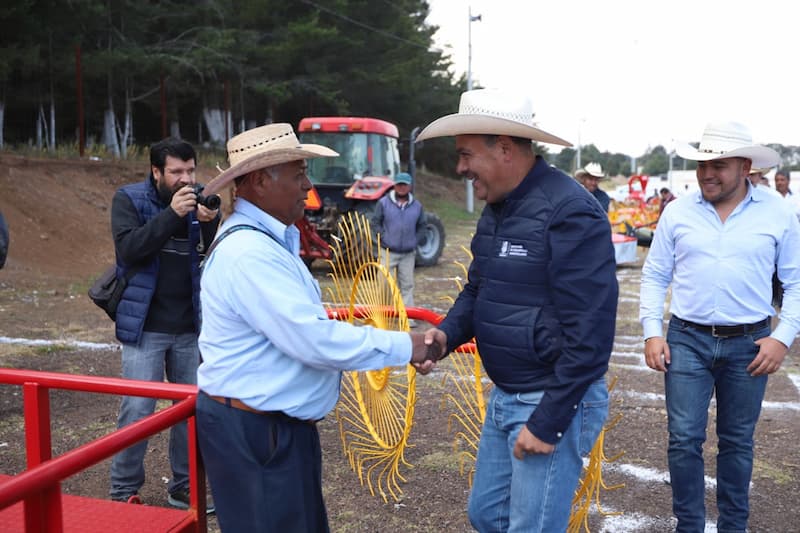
[640,121,800,532]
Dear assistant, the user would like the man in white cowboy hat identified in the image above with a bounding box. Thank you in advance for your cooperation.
[640,120,800,532]
[747,166,772,188]
[195,123,435,532]
[418,88,618,532]
[575,161,611,211]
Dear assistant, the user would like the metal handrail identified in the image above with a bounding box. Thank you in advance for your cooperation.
[0,368,206,532]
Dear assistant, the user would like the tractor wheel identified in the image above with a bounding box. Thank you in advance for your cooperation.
[416,212,445,267]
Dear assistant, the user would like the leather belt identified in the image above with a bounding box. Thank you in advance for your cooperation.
[203,392,316,426]
[673,316,770,338]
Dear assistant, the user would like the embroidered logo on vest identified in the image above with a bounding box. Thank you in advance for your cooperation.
[499,241,528,257]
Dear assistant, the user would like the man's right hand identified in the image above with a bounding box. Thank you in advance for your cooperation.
[171,185,198,218]
[644,336,670,372]
[409,328,448,375]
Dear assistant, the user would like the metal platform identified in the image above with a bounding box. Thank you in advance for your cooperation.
[0,475,196,532]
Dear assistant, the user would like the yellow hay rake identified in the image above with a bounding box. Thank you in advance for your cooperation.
[323,212,624,527]
[325,212,417,502]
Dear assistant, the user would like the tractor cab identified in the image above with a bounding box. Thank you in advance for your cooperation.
[298,117,399,211]
[296,116,445,268]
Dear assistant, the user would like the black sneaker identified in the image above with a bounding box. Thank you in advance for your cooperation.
[112,493,142,505]
[167,488,215,514]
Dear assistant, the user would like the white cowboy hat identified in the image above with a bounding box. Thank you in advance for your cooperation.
[204,123,338,195]
[749,166,772,175]
[575,162,605,179]
[414,88,572,146]
[675,121,780,169]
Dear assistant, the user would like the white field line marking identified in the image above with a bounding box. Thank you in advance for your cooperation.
[609,362,652,373]
[600,512,717,533]
[611,351,644,361]
[618,390,665,402]
[615,335,644,344]
[0,336,119,351]
[789,373,800,396]
[618,389,800,411]
[611,462,717,490]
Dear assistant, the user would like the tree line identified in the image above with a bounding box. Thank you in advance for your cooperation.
[0,0,467,173]
[3,1,796,177]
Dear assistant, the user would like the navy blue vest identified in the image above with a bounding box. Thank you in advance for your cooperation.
[114,180,203,344]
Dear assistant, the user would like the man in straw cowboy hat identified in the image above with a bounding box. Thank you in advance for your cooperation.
[195,123,435,532]
[418,88,618,532]
[640,121,800,531]
[575,161,611,211]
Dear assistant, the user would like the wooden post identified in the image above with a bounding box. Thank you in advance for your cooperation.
[160,74,167,139]
[75,45,84,157]
[224,80,231,141]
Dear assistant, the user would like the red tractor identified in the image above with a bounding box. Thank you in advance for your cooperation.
[296,116,445,267]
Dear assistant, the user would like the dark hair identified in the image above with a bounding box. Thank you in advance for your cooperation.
[775,168,790,181]
[149,137,196,173]
[660,187,670,194]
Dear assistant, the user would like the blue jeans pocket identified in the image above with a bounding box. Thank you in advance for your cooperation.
[579,397,609,456]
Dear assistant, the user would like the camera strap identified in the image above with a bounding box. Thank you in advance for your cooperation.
[201,224,280,270]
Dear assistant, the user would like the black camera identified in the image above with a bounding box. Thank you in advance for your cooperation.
[192,184,221,210]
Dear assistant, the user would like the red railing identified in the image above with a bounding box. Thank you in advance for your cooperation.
[327,306,477,354]
[0,369,207,533]
[0,307,474,532]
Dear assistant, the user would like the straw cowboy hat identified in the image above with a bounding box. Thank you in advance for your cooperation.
[204,123,338,195]
[575,162,605,179]
[675,121,780,169]
[414,88,572,147]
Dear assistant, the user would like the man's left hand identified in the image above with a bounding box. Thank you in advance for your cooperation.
[748,336,788,376]
[512,425,555,459]
[196,204,219,223]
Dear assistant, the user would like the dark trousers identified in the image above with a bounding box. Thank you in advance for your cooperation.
[196,392,329,533]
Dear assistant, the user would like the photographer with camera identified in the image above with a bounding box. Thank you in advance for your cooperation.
[108,137,219,510]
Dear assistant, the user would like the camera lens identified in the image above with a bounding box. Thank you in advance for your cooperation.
[193,184,221,210]
[202,194,221,210]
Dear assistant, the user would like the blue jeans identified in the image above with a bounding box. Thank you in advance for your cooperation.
[468,379,608,532]
[109,331,199,499]
[665,318,770,533]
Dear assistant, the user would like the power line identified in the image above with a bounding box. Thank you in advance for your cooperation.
[298,0,431,51]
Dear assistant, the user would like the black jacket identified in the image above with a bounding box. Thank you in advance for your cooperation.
[438,157,618,444]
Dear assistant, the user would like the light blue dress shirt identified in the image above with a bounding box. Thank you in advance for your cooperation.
[640,183,800,348]
[198,198,412,420]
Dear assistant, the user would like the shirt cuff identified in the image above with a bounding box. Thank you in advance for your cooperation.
[642,318,665,340]
[383,330,413,367]
[770,323,796,349]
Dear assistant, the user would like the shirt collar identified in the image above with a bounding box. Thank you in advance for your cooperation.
[232,198,298,245]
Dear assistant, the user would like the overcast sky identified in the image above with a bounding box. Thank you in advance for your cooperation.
[426,0,797,156]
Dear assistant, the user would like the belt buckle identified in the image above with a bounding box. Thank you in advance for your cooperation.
[711,324,740,338]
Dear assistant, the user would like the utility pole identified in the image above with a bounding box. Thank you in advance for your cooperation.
[466,7,481,213]
[576,118,586,171]
[409,126,421,179]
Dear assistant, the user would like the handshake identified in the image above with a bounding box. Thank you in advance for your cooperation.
[409,329,447,375]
